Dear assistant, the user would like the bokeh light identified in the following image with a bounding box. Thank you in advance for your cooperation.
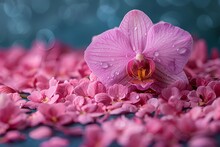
[0,0,219,49]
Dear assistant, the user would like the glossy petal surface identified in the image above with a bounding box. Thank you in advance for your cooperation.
[85,29,135,86]
[119,10,153,53]
[144,22,193,74]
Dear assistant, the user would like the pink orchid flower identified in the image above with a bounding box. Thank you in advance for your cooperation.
[84,10,193,91]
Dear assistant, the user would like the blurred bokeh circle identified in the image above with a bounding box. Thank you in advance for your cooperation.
[0,0,219,49]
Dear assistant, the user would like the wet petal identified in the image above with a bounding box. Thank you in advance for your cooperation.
[84,28,135,86]
[94,93,112,105]
[87,81,106,97]
[108,84,128,100]
[150,64,188,91]
[119,10,153,53]
[122,103,138,113]
[82,104,97,113]
[144,22,193,74]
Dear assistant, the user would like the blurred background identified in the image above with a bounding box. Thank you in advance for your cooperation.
[0,0,219,50]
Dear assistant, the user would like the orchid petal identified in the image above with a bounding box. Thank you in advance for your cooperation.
[151,63,189,91]
[144,22,193,74]
[119,10,153,53]
[85,29,135,86]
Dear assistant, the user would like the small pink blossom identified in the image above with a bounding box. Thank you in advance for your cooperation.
[77,103,105,124]
[0,94,27,134]
[85,10,192,91]
[188,85,216,107]
[40,136,69,147]
[187,39,207,69]
[27,111,44,127]
[27,78,59,105]
[73,79,90,97]
[0,130,26,143]
[135,98,159,117]
[108,84,128,101]
[102,116,150,146]
[87,81,106,97]
[55,81,74,102]
[81,124,112,147]
[73,79,106,98]
[29,126,53,140]
[177,114,197,137]
[94,93,112,105]
[208,81,220,97]
[38,103,72,126]
[189,136,217,147]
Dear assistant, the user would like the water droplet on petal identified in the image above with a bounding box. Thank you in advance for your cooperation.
[115,71,119,75]
[154,51,159,57]
[177,48,187,55]
[100,62,109,69]
[111,73,115,78]
[144,33,147,36]
[172,44,175,48]
[136,95,139,100]
[134,27,137,31]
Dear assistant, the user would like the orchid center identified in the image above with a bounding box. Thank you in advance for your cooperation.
[127,53,155,83]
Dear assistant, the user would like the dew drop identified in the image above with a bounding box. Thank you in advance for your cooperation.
[144,33,147,36]
[134,26,137,31]
[172,44,175,48]
[154,51,159,57]
[157,59,161,62]
[177,48,187,54]
[115,71,119,75]
[136,95,140,100]
[100,62,109,69]
[125,54,128,58]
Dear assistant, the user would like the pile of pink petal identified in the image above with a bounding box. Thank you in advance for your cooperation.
[0,39,220,147]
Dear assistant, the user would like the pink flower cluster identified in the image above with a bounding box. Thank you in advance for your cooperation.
[1,9,220,146]
[0,38,219,147]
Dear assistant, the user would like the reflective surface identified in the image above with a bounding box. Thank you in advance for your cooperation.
[0,0,219,49]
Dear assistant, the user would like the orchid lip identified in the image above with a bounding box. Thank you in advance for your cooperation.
[126,54,155,84]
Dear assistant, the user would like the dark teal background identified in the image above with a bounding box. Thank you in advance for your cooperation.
[0,0,220,49]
